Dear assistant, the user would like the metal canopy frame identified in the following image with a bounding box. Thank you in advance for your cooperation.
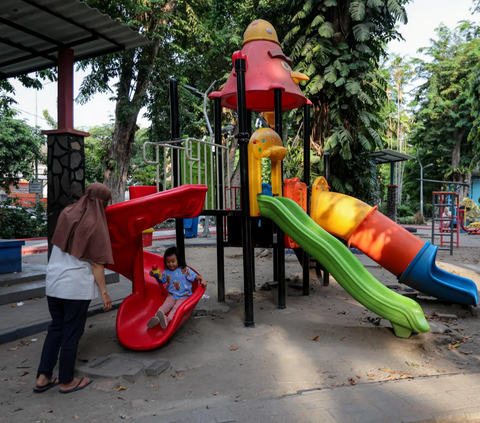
[369,149,415,165]
[0,0,150,79]
[369,149,415,186]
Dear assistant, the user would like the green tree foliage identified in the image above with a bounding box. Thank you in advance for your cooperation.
[281,0,410,202]
[83,124,158,188]
[84,124,112,185]
[0,201,47,239]
[410,22,480,200]
[0,113,45,192]
[79,0,253,202]
[0,70,56,116]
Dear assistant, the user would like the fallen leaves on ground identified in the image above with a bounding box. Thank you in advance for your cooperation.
[43,409,53,413]
[8,341,28,351]
[379,368,412,375]
[230,345,239,351]
[19,372,29,377]
[405,361,419,367]
[348,378,356,385]
[309,336,319,342]
[116,386,127,392]
[338,311,349,315]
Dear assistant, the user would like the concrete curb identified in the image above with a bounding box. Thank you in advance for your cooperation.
[0,299,123,345]
[22,246,48,255]
[21,230,217,255]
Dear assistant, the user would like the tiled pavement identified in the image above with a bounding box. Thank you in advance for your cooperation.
[134,373,480,423]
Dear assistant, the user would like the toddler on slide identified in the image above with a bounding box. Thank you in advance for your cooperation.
[148,246,207,329]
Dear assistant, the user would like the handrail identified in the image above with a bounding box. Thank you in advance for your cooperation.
[142,136,233,210]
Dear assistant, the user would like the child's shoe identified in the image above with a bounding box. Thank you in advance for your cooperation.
[156,311,168,329]
[147,315,160,329]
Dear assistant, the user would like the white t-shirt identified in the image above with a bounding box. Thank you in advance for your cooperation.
[46,245,99,300]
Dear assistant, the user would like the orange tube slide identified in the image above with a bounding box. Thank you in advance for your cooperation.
[310,177,424,278]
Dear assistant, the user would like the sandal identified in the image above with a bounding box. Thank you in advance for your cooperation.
[59,377,93,394]
[147,315,160,329]
[33,377,60,393]
[156,311,168,329]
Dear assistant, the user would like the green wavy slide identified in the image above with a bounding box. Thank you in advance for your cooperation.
[257,195,430,338]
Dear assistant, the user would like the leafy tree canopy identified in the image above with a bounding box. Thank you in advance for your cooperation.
[281,0,411,202]
[0,113,45,192]
[410,22,480,197]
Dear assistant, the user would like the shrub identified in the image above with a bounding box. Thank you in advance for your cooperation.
[0,201,47,239]
[397,216,415,224]
[397,204,414,218]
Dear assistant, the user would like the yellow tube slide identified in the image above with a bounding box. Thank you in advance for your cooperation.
[310,177,371,240]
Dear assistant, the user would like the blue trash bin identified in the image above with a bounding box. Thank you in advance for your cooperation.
[0,240,25,274]
[184,216,199,238]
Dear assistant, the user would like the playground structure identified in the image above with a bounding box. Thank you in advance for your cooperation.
[106,19,478,350]
[432,191,460,254]
[459,208,480,234]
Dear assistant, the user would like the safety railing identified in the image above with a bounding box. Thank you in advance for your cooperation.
[143,137,235,211]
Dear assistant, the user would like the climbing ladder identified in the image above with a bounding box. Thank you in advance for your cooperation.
[431,191,460,255]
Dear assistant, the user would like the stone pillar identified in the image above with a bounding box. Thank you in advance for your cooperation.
[386,184,398,222]
[43,129,89,255]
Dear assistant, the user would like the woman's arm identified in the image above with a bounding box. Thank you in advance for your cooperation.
[91,262,113,311]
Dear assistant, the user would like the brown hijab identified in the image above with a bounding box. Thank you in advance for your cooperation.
[51,183,114,264]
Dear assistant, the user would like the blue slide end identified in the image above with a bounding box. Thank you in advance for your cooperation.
[399,242,478,306]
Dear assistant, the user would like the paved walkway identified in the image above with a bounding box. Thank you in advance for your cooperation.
[133,373,480,423]
[20,227,216,254]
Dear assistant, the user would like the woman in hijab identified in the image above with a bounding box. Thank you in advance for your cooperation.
[33,183,114,394]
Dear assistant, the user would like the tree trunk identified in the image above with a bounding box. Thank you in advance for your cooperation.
[229,120,240,187]
[105,118,139,204]
[103,41,160,204]
[451,128,469,201]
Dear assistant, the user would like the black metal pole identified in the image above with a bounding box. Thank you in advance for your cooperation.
[247,109,256,292]
[274,88,286,309]
[235,59,254,327]
[214,97,225,302]
[169,79,186,263]
[302,104,311,296]
[322,151,331,286]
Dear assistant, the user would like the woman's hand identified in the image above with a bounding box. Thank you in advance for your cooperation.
[101,292,112,311]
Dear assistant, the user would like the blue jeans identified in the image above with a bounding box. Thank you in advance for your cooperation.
[37,296,91,384]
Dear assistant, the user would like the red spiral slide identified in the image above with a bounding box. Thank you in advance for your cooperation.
[105,185,208,351]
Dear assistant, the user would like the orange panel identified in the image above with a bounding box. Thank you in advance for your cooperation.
[348,209,424,277]
[284,178,307,249]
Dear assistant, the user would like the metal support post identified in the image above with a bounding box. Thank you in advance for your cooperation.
[214,97,225,302]
[235,59,254,327]
[274,88,286,309]
[247,109,255,292]
[302,104,311,295]
[169,79,185,263]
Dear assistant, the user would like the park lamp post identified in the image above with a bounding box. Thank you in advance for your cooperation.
[408,144,433,218]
